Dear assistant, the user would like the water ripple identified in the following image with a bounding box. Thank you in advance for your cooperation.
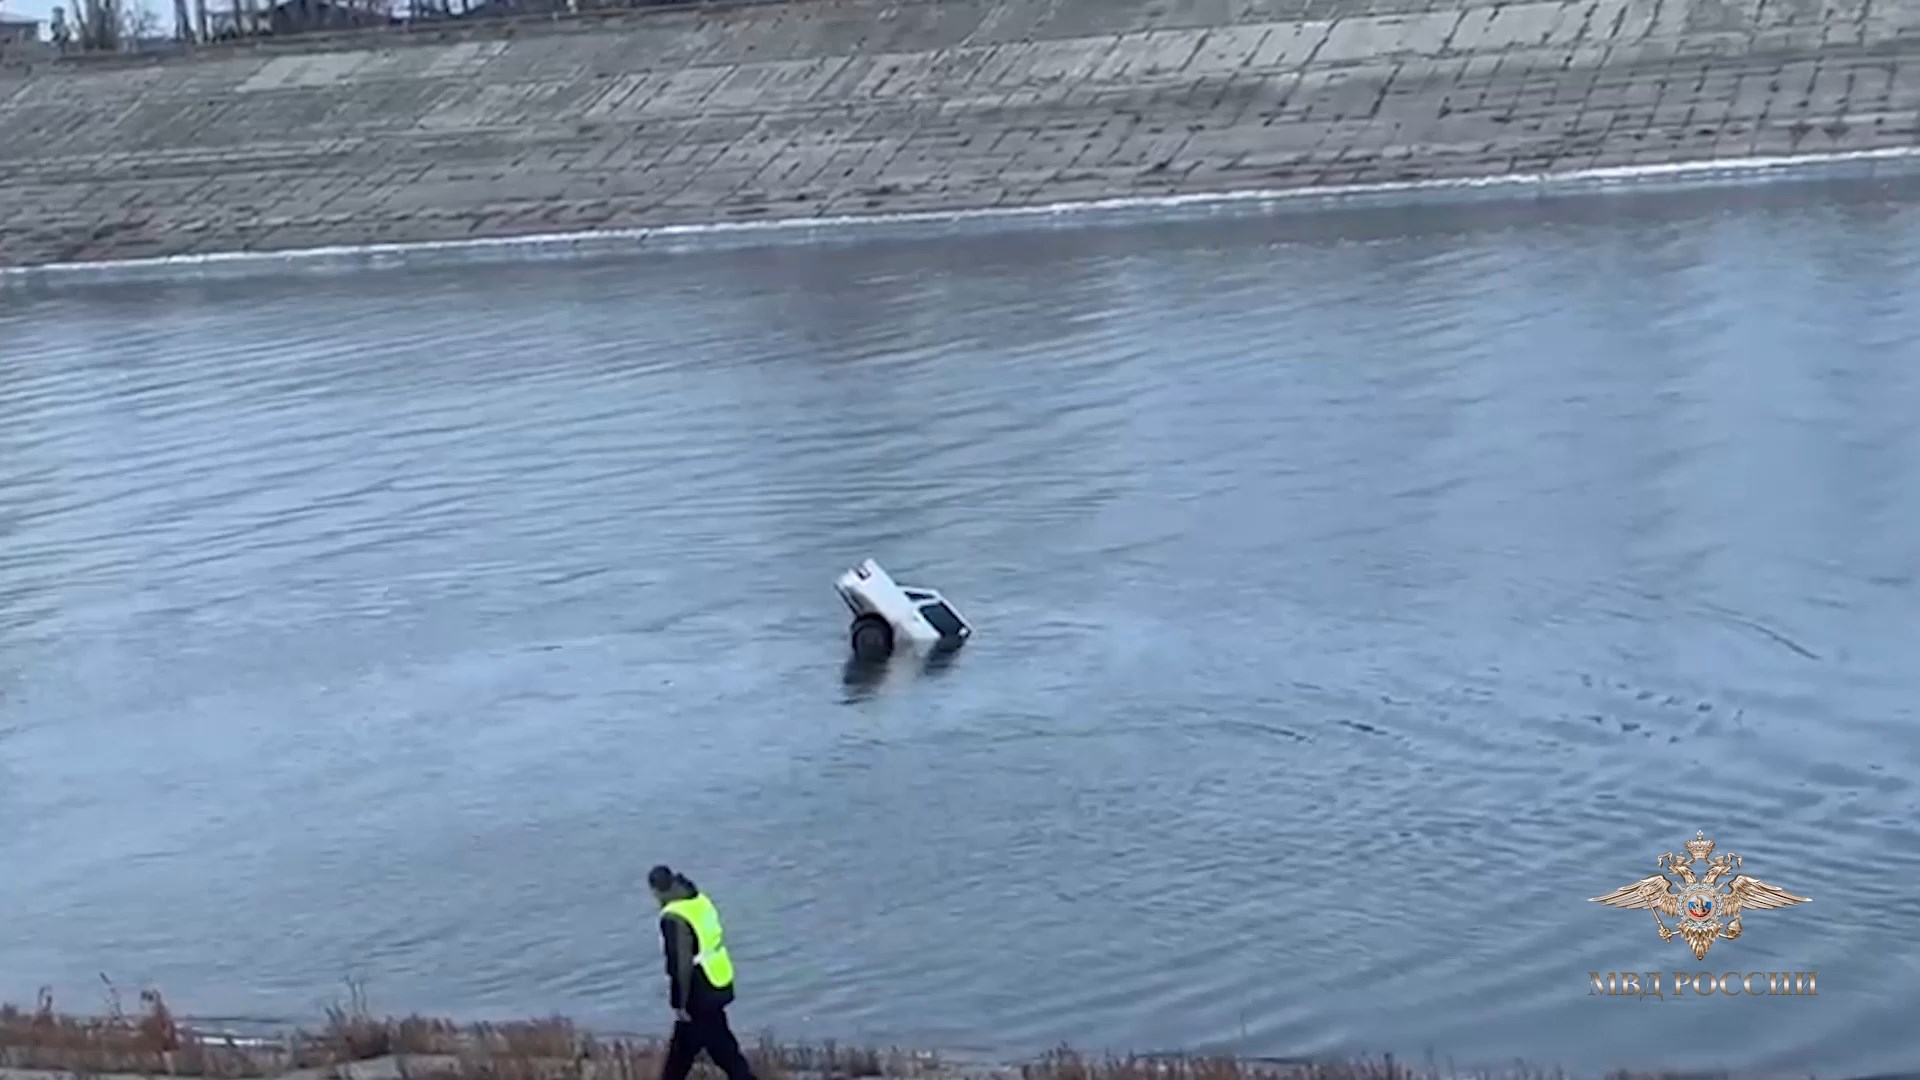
[3,189,1920,1079]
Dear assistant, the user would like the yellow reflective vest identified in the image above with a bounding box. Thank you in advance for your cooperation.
[661,892,735,991]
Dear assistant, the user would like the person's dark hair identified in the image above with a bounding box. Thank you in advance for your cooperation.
[649,865,696,894]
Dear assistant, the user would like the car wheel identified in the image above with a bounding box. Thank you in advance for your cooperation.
[850,615,894,661]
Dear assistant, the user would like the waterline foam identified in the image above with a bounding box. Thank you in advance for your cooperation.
[5,146,1920,286]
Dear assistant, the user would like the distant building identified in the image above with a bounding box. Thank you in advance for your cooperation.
[262,0,398,33]
[0,12,39,44]
[458,0,573,16]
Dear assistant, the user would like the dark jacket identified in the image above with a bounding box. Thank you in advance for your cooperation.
[660,896,736,1012]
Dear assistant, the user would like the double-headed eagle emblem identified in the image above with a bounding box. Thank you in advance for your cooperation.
[1590,831,1810,960]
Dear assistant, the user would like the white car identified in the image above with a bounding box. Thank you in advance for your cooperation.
[833,559,972,660]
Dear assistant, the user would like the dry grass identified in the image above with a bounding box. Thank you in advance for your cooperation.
[0,986,1773,1080]
[0,985,939,1080]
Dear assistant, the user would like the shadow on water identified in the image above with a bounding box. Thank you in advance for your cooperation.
[839,655,889,701]
[839,644,966,702]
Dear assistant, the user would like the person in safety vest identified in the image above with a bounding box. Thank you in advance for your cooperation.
[648,865,758,1080]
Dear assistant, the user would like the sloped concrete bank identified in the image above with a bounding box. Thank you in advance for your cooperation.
[2,0,1920,268]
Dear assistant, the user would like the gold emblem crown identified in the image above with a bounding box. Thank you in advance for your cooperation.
[1684,831,1716,863]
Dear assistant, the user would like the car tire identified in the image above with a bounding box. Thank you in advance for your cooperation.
[850,615,894,661]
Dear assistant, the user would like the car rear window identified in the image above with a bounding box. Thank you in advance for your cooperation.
[919,601,966,637]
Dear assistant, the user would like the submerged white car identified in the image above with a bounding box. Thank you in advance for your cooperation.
[833,559,972,661]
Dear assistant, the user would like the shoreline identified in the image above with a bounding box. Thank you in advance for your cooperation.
[5,144,1920,286]
[0,994,1883,1080]
[4,0,1920,269]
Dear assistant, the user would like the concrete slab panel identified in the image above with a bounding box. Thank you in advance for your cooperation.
[1555,0,1635,44]
[966,41,1035,88]
[1185,24,1276,74]
[902,47,999,98]
[635,66,733,117]
[412,82,546,131]
[1247,20,1335,68]
[964,0,1059,46]
[1466,2,1567,49]
[999,38,1123,85]
[1609,0,1662,41]
[1090,28,1211,80]
[1317,11,1466,63]
[234,56,310,94]
[1865,0,1920,37]
[579,73,666,120]
[704,58,844,110]
[875,46,998,98]
[420,41,510,79]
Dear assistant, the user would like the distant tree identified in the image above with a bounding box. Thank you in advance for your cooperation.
[70,0,121,50]
[65,0,165,50]
[229,0,254,39]
[123,0,161,39]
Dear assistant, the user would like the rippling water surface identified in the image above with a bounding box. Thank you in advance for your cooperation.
[5,183,1920,1078]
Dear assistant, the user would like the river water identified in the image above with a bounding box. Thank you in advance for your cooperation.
[4,178,1920,1079]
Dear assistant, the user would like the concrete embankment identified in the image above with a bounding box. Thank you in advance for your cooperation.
[2,0,1920,267]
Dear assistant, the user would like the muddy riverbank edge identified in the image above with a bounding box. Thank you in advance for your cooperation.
[0,992,1881,1080]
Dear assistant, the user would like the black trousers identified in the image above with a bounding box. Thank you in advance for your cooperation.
[661,1007,756,1080]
